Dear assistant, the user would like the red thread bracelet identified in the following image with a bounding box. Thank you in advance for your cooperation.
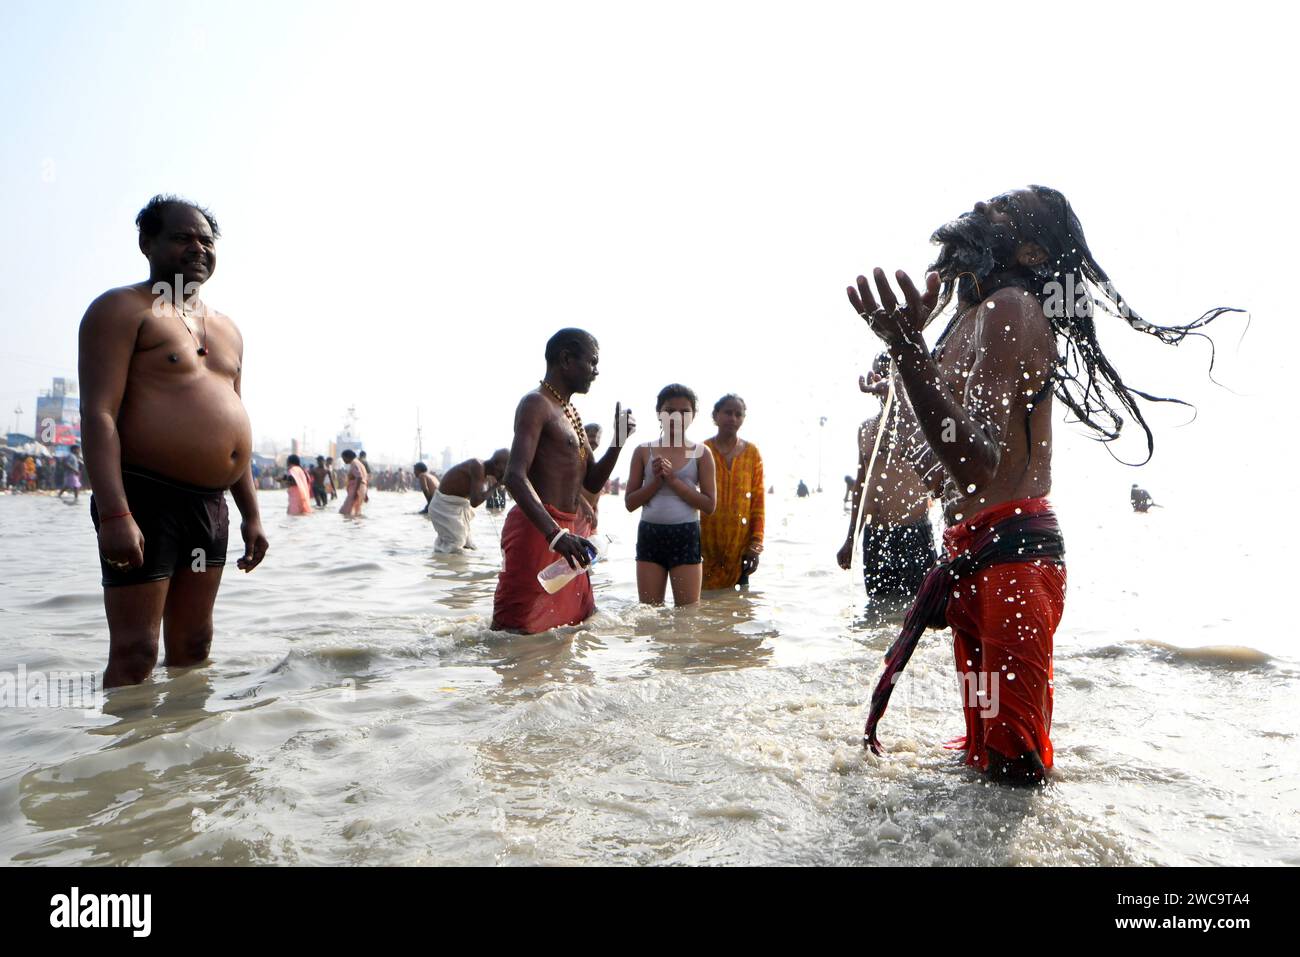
[102,510,132,521]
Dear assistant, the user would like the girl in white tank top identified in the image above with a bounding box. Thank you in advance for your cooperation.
[624,384,717,606]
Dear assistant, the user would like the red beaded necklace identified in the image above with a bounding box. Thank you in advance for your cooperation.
[540,380,588,462]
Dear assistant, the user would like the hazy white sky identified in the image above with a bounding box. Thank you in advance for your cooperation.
[1,0,1292,499]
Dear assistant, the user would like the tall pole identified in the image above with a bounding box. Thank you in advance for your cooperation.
[817,416,827,492]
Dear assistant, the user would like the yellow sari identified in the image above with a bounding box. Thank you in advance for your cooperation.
[700,439,765,590]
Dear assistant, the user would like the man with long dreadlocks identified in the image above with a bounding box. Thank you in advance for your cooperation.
[848,185,1239,783]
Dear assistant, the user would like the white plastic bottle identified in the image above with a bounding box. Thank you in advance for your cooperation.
[537,535,608,594]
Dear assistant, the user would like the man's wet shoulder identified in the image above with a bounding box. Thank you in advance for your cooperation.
[978,287,1052,341]
[986,287,1050,322]
[87,283,154,315]
[516,390,552,415]
[81,285,158,336]
[981,286,1043,313]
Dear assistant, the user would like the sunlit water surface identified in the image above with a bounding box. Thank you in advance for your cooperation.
[0,488,1295,866]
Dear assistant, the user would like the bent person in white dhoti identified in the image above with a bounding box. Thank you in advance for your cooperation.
[429,450,509,553]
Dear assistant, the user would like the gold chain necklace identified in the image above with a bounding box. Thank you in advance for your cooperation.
[540,380,588,462]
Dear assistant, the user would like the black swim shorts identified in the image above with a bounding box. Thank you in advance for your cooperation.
[636,520,702,570]
[90,466,230,587]
[862,519,936,598]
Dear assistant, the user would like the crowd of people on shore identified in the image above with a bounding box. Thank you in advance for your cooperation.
[3,445,84,500]
[3,448,75,494]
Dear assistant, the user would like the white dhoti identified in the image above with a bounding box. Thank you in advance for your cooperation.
[428,490,476,553]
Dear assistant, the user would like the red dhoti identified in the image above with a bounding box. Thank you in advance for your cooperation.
[492,503,595,634]
[942,498,1066,771]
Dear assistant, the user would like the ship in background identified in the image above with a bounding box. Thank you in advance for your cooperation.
[333,406,364,459]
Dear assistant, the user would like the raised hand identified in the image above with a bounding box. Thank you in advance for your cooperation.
[847,268,940,351]
[612,402,636,448]
[860,370,889,397]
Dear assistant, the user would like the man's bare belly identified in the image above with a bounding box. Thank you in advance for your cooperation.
[866,476,931,525]
[876,495,931,525]
[528,458,586,514]
[937,399,1053,524]
[118,377,251,488]
[526,421,588,513]
[530,479,584,514]
[863,424,932,525]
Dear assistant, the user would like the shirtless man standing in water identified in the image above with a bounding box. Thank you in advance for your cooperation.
[79,195,268,688]
[847,185,1238,783]
[491,329,635,633]
[838,352,936,609]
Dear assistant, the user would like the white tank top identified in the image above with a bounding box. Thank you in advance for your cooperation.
[640,451,700,525]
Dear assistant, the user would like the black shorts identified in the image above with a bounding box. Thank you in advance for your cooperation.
[636,520,702,570]
[90,466,230,587]
[863,519,936,597]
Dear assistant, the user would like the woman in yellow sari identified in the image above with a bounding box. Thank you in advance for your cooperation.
[701,394,765,590]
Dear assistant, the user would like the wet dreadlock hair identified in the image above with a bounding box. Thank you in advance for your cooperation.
[928,185,1244,464]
